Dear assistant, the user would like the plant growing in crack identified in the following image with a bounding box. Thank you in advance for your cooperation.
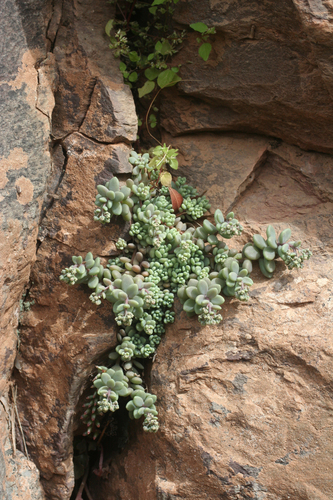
[60,147,312,440]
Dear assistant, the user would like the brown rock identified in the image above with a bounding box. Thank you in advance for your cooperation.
[0,0,53,399]
[1,0,137,498]
[15,128,131,498]
[91,134,333,500]
[80,78,137,143]
[159,0,333,153]
[3,1,333,500]
[0,400,45,500]
[51,0,137,142]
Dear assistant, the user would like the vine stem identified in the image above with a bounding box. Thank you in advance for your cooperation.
[84,485,94,500]
[126,0,137,29]
[75,466,89,500]
[145,88,162,146]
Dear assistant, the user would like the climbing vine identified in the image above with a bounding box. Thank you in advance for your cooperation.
[105,0,215,102]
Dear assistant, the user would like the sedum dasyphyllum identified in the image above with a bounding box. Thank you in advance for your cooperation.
[60,146,312,438]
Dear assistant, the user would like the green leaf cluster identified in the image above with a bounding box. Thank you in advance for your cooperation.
[105,0,185,99]
[190,22,216,61]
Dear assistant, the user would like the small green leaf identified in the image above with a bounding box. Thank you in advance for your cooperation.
[169,158,178,170]
[190,22,208,33]
[144,67,160,81]
[128,72,138,82]
[147,53,155,61]
[152,0,166,4]
[159,40,172,55]
[129,51,140,63]
[157,69,181,89]
[119,61,127,72]
[160,172,172,187]
[149,6,157,14]
[138,80,155,98]
[155,41,162,52]
[198,43,212,61]
[105,19,113,37]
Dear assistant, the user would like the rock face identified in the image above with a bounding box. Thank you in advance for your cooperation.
[0,0,53,497]
[1,0,137,498]
[160,0,333,153]
[1,0,333,499]
[91,135,333,500]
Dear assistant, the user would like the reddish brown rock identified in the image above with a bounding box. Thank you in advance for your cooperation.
[159,0,333,153]
[0,0,136,498]
[0,0,56,498]
[15,124,134,500]
[2,0,333,499]
[0,400,46,500]
[91,135,333,500]
[51,0,137,142]
[80,78,137,144]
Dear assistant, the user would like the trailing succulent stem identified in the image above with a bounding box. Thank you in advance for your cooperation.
[60,146,311,437]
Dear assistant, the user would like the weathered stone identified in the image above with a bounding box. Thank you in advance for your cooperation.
[80,78,137,144]
[91,135,333,500]
[159,0,333,153]
[3,0,333,499]
[15,121,132,500]
[42,131,132,254]
[0,0,56,498]
[0,401,45,500]
[162,132,271,212]
[1,0,137,498]
[51,0,137,142]
[0,0,53,396]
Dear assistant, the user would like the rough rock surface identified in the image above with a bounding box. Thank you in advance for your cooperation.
[0,0,52,397]
[160,0,333,153]
[0,400,45,500]
[1,0,137,498]
[15,132,135,499]
[2,0,333,499]
[0,0,53,497]
[91,135,333,500]
[12,0,137,499]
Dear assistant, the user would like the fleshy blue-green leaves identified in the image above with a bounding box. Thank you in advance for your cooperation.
[60,144,312,439]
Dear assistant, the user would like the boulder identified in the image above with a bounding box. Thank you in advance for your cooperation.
[91,134,333,500]
[160,0,333,153]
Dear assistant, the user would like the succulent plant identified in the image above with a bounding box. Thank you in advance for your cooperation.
[214,209,243,239]
[115,337,136,361]
[177,277,225,325]
[94,177,133,223]
[60,144,312,437]
[218,257,253,301]
[126,390,158,419]
[242,226,312,278]
[143,413,159,433]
